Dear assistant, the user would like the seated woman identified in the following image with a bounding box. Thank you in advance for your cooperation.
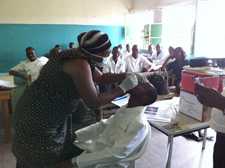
[162,47,187,94]
[73,83,157,167]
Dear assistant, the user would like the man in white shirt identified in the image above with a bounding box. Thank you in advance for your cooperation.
[103,46,126,74]
[73,83,157,168]
[123,44,131,58]
[152,44,165,65]
[117,44,123,59]
[9,47,48,82]
[145,44,154,61]
[125,44,156,73]
[195,84,225,168]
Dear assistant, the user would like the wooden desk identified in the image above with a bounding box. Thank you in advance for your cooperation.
[0,89,12,143]
[0,74,15,143]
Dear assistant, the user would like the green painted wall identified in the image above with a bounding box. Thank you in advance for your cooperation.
[0,24,125,72]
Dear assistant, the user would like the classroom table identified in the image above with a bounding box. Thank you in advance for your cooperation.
[149,113,209,168]
[0,74,15,143]
[0,89,13,143]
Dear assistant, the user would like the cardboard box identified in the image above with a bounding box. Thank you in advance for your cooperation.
[181,70,221,94]
[179,91,211,122]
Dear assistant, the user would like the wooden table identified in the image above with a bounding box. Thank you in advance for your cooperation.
[0,89,12,143]
[0,74,15,143]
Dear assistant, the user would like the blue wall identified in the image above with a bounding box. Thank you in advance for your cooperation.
[0,24,125,72]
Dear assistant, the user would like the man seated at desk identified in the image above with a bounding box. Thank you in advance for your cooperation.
[9,47,48,82]
[73,82,157,168]
[152,44,165,65]
[103,46,126,74]
[125,45,168,95]
[124,44,131,58]
[125,44,160,73]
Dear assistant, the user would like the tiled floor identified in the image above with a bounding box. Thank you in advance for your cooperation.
[0,128,215,168]
[136,128,215,168]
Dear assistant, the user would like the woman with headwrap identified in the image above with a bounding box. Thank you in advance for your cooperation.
[12,30,140,168]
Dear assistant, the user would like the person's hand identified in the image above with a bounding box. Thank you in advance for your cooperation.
[134,73,149,83]
[149,65,162,72]
[119,74,138,93]
[195,84,225,110]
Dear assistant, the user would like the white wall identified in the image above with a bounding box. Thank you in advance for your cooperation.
[195,0,225,58]
[161,4,195,54]
[0,0,131,25]
[0,0,195,25]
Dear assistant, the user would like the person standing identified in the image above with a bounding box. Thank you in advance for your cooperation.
[196,84,225,168]
[12,30,140,168]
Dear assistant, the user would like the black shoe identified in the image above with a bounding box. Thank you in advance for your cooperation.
[183,133,203,142]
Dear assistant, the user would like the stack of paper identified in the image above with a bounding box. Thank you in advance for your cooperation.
[145,106,171,123]
[145,97,180,123]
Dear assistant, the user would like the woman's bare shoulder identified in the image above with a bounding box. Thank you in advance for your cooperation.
[63,58,91,76]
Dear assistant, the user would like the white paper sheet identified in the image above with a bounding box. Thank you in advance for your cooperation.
[0,80,16,89]
[111,94,130,107]
[145,97,180,123]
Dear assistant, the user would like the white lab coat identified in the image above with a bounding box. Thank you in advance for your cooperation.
[103,56,126,74]
[11,56,48,82]
[73,106,151,168]
[152,51,166,65]
[125,55,153,73]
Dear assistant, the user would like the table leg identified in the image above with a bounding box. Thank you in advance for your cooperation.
[202,128,207,151]
[166,136,174,168]
[1,100,12,143]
